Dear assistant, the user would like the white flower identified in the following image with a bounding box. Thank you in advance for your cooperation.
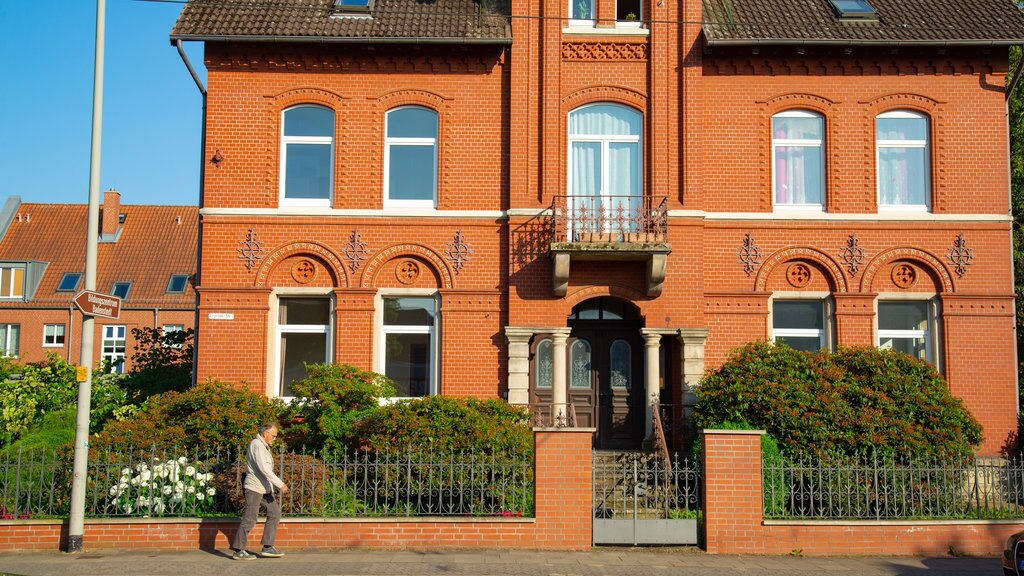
[122,502,133,514]
[170,494,184,504]
[177,457,188,466]
[206,488,216,496]
[196,492,205,501]
[162,486,173,496]
[135,463,149,472]
[121,467,131,476]
[140,471,152,482]
[118,482,128,491]
[129,477,139,487]
[153,464,165,475]
[184,466,196,477]
[108,486,120,496]
[152,499,165,514]
[186,486,196,494]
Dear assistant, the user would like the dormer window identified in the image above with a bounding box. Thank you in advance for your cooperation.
[827,0,877,20]
[335,0,373,13]
[0,266,25,299]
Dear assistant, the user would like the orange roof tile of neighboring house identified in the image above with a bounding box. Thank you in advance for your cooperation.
[0,195,197,310]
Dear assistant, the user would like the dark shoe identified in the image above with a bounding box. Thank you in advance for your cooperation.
[260,546,284,558]
[232,550,256,561]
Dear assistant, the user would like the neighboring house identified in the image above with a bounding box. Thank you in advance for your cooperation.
[171,0,1024,454]
[0,191,197,372]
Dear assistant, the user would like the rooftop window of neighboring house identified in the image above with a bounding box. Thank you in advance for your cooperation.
[772,110,825,210]
[827,0,877,20]
[334,0,373,12]
[111,282,131,300]
[57,273,81,292]
[0,324,19,357]
[384,106,438,208]
[166,274,190,294]
[877,110,930,211]
[280,105,335,207]
[0,266,25,299]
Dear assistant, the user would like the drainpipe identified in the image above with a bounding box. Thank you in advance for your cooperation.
[174,39,206,388]
[1006,46,1024,421]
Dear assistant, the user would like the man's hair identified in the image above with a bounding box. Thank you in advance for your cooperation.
[259,423,277,434]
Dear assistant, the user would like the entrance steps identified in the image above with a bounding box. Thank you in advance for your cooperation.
[593,450,674,519]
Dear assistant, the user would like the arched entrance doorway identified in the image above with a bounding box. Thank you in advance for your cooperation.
[531,297,646,449]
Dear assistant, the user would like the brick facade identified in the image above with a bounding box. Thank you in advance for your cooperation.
[191,0,1017,453]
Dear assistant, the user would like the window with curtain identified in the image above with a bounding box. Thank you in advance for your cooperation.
[0,267,24,299]
[280,105,334,206]
[772,110,825,208]
[877,110,929,209]
[0,324,19,357]
[385,106,438,207]
[568,104,643,235]
[878,301,932,363]
[570,0,594,21]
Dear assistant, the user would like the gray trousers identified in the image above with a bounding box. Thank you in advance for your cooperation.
[232,489,281,551]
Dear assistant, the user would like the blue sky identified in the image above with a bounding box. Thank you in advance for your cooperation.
[0,0,205,206]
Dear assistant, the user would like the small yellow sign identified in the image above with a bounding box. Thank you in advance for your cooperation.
[76,366,88,382]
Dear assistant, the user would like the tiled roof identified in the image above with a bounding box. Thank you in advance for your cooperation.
[702,0,1024,45]
[170,0,511,43]
[0,202,197,309]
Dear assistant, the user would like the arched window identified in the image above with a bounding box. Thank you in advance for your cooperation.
[569,339,592,389]
[568,104,643,236]
[280,105,334,206]
[876,110,930,210]
[772,110,825,209]
[536,338,553,389]
[385,106,438,208]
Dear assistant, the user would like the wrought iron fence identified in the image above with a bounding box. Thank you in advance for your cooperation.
[551,195,668,243]
[593,451,701,520]
[764,451,1024,520]
[0,445,534,519]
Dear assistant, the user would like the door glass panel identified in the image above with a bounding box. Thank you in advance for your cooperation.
[536,339,553,389]
[609,340,631,389]
[570,339,592,389]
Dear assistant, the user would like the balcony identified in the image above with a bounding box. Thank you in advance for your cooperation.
[548,195,672,297]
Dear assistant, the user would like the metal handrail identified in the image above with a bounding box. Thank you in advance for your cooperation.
[550,195,668,243]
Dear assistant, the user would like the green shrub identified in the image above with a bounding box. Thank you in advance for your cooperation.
[353,395,534,456]
[288,363,395,452]
[93,379,285,453]
[695,342,983,459]
[124,327,194,403]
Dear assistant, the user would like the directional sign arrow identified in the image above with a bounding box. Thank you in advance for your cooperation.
[73,290,122,320]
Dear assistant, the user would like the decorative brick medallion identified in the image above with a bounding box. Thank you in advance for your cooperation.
[291,259,317,284]
[891,263,918,289]
[786,263,812,288]
[396,259,421,285]
[237,227,265,272]
[947,233,974,277]
[737,233,762,276]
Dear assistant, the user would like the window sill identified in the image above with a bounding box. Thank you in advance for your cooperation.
[562,25,650,36]
[42,344,65,348]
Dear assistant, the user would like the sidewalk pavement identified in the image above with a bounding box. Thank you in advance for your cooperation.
[0,547,1004,576]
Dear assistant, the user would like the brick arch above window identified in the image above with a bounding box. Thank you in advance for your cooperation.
[268,86,346,110]
[373,88,451,110]
[360,243,454,290]
[863,93,942,116]
[754,246,849,293]
[254,241,349,289]
[760,92,837,116]
[859,247,956,294]
[561,86,648,112]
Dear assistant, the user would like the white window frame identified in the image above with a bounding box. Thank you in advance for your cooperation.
[876,295,940,368]
[280,105,335,208]
[568,0,595,26]
[101,325,127,374]
[272,293,333,402]
[771,110,825,211]
[0,266,25,300]
[876,110,930,212]
[376,290,439,399]
[161,324,185,348]
[383,106,438,209]
[770,294,833,352]
[0,324,19,357]
[43,324,65,348]
[616,0,642,27]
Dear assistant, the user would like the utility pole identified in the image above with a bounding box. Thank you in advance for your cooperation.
[67,0,105,553]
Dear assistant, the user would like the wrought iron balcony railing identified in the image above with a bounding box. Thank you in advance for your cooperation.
[551,195,668,244]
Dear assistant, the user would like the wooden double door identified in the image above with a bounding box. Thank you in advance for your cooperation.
[533,321,645,449]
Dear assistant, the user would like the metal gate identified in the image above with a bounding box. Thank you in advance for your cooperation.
[592,451,701,545]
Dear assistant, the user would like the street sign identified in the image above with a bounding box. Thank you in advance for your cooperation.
[73,290,121,319]
[76,366,88,382]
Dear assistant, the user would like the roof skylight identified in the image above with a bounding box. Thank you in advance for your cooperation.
[335,0,374,12]
[827,0,877,20]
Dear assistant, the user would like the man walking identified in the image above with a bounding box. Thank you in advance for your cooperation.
[232,423,289,560]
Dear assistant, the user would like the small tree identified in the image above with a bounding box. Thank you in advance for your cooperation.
[288,363,396,452]
[695,342,983,459]
[125,327,194,403]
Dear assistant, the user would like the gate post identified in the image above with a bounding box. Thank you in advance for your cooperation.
[701,429,766,554]
[534,427,596,550]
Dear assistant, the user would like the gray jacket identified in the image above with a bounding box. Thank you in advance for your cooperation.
[243,435,284,494]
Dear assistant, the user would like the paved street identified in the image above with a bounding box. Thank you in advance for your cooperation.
[0,548,1004,576]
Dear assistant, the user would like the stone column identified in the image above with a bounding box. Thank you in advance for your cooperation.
[677,328,709,408]
[504,327,536,406]
[551,329,570,424]
[640,330,663,442]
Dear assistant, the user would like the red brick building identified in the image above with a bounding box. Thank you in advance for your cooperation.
[0,191,197,372]
[172,0,1023,454]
